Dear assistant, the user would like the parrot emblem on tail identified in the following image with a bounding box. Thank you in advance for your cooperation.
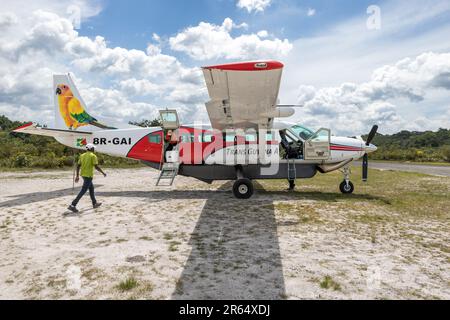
[56,84,110,130]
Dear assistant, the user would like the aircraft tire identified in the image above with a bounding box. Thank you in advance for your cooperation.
[340,181,354,194]
[233,179,254,199]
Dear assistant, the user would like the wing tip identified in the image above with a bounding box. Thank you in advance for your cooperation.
[12,122,34,132]
[203,61,284,71]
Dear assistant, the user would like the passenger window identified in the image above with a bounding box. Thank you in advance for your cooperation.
[181,133,194,143]
[203,134,214,142]
[225,135,236,142]
[148,133,161,144]
[265,133,273,141]
[246,134,257,142]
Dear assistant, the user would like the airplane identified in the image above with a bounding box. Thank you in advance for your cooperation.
[12,60,378,199]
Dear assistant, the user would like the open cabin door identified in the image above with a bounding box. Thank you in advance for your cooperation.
[304,128,331,160]
[159,109,180,163]
[159,109,180,130]
[156,109,180,186]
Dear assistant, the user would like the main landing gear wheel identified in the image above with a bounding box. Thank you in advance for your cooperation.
[233,178,254,199]
[340,181,354,194]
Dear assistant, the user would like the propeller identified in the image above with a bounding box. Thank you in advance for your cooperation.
[362,125,378,182]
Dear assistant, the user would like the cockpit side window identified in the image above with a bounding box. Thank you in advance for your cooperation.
[291,125,314,140]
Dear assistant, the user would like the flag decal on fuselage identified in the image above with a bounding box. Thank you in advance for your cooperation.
[76,138,87,147]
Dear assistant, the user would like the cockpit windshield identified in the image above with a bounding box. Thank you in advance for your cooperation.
[291,125,315,140]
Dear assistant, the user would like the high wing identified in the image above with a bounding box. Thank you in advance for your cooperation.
[202,61,293,131]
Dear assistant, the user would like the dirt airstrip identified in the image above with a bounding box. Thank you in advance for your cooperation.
[0,168,449,299]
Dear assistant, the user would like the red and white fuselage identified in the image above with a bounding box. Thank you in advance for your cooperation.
[15,123,374,166]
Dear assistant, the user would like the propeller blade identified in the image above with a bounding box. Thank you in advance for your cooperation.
[366,125,379,146]
[362,153,369,182]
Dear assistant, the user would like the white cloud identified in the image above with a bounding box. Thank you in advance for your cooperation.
[118,79,160,97]
[307,8,316,17]
[0,0,102,23]
[237,0,272,13]
[81,87,160,120]
[279,0,450,134]
[282,0,450,92]
[0,7,207,126]
[146,43,162,56]
[2,0,449,136]
[293,52,450,135]
[152,33,161,42]
[169,18,292,60]
[0,12,18,28]
[257,30,269,38]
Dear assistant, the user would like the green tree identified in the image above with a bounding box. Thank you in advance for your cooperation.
[442,145,450,163]
[129,118,162,127]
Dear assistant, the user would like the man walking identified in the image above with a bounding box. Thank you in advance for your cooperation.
[68,143,106,213]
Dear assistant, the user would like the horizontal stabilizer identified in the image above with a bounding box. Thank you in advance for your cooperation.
[12,122,92,138]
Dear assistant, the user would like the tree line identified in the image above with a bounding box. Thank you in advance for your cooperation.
[367,129,450,162]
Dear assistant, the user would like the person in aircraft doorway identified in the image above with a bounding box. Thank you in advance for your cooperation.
[279,130,300,159]
[164,129,178,162]
[279,130,299,191]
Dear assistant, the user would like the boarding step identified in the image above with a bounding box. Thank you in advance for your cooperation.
[156,163,179,186]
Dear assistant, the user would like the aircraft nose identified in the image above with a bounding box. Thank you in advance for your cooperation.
[365,144,378,153]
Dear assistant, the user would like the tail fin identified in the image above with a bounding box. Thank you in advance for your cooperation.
[53,74,114,130]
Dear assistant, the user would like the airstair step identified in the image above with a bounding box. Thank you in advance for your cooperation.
[156,163,180,186]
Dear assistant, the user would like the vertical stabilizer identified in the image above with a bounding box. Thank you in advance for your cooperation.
[53,74,112,130]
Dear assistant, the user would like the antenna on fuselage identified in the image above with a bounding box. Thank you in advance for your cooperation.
[276,105,304,108]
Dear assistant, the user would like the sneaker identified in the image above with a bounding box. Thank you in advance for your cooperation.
[93,202,102,209]
[68,205,79,213]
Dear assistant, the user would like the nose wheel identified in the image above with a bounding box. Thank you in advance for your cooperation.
[340,180,354,194]
[339,165,354,194]
[233,178,254,199]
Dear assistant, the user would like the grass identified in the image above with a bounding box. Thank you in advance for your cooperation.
[0,218,12,229]
[258,168,450,220]
[175,279,184,295]
[163,233,174,240]
[275,203,323,224]
[320,275,342,291]
[47,279,67,288]
[368,160,450,167]
[117,277,139,292]
[82,267,104,281]
[169,241,181,252]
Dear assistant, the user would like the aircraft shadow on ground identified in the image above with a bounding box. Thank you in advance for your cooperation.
[0,183,389,208]
[0,186,104,208]
[95,189,387,203]
[168,182,286,299]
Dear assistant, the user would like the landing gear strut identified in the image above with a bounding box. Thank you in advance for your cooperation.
[339,165,354,194]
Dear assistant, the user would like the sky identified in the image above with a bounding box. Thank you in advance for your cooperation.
[0,0,449,135]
